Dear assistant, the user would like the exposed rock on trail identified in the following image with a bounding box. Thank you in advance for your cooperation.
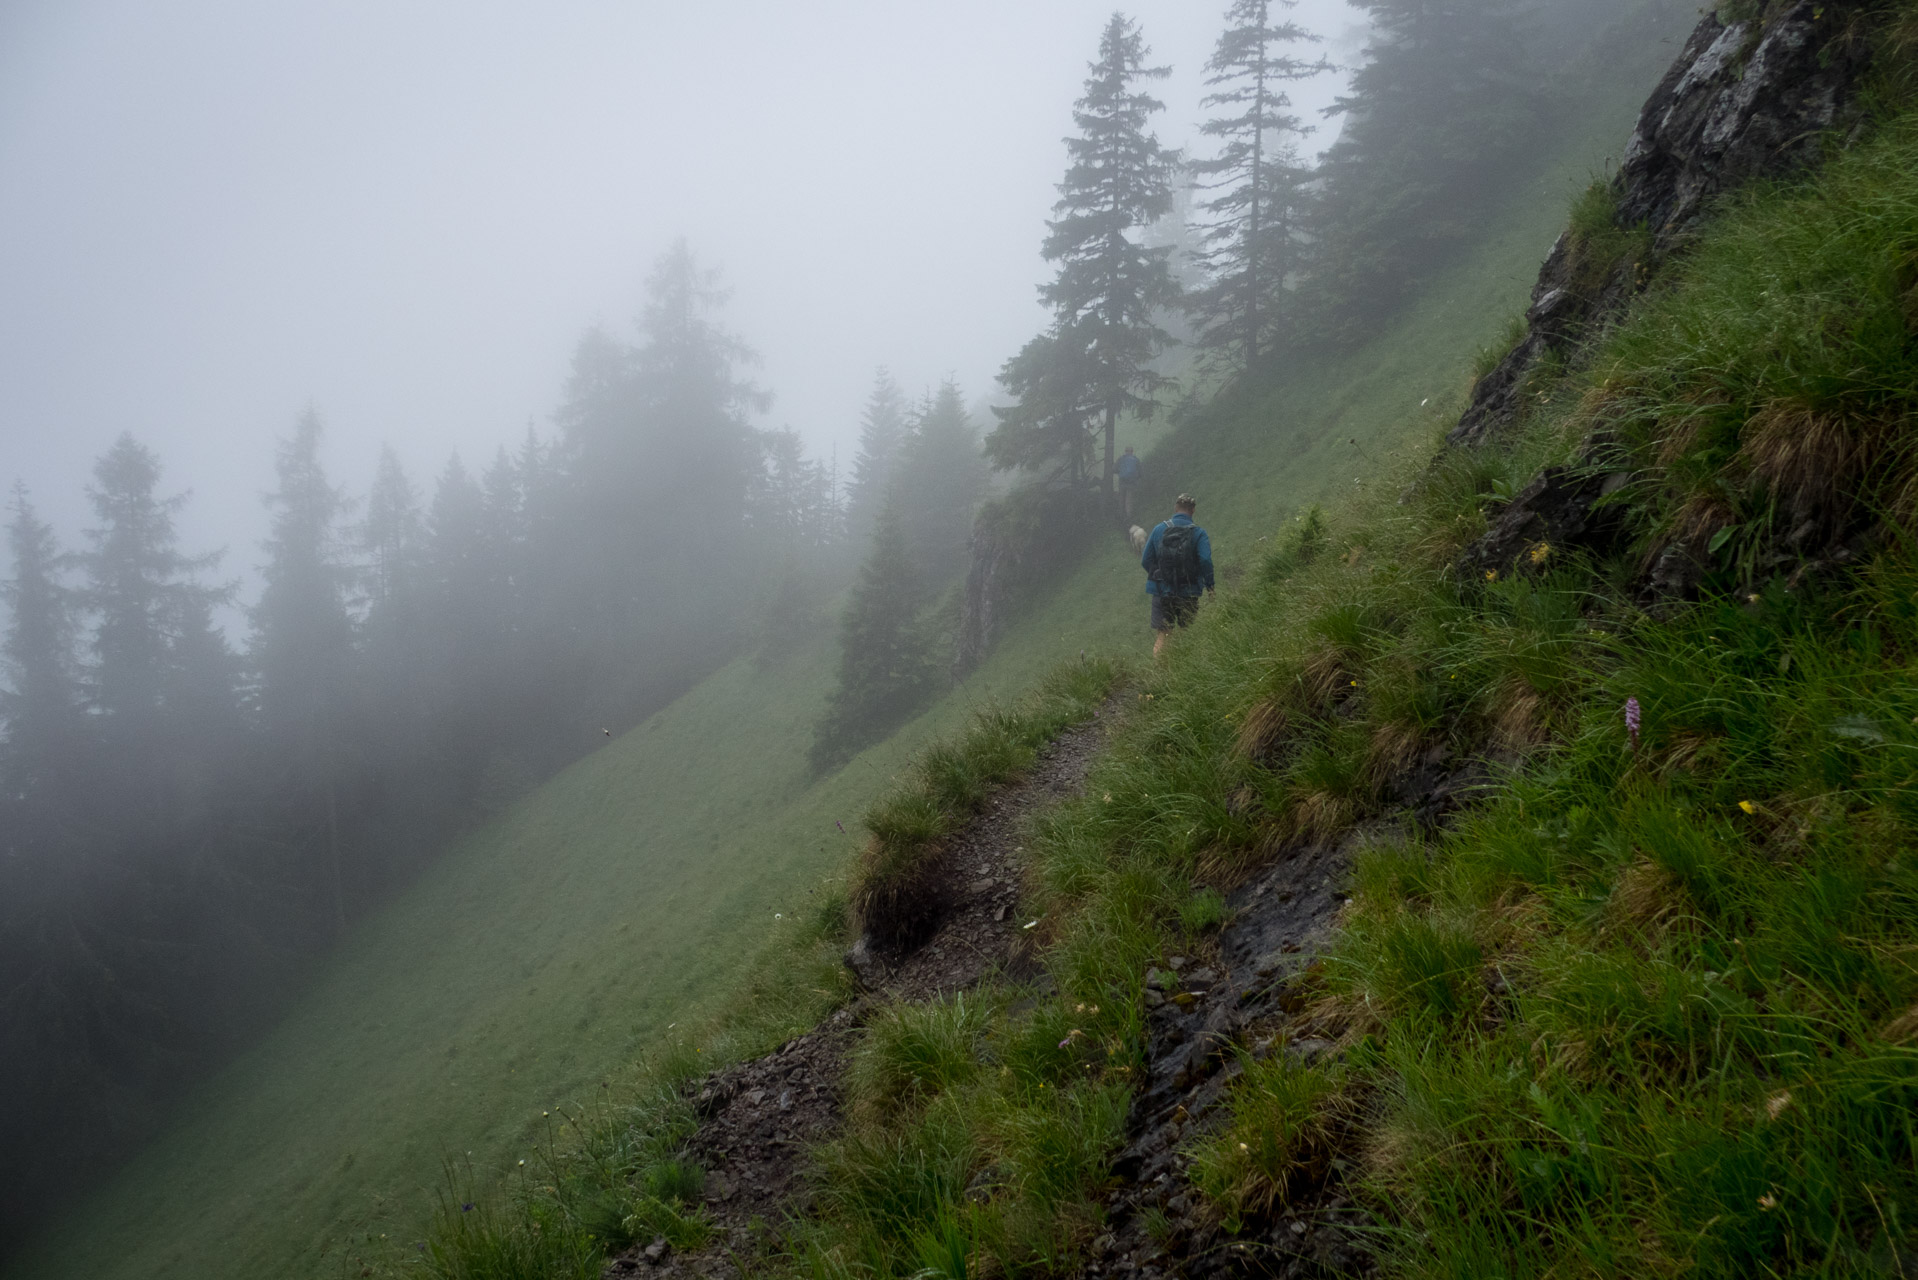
[604,709,1116,1278]
[1084,836,1370,1280]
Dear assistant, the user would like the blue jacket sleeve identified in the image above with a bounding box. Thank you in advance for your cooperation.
[1199,529,1215,590]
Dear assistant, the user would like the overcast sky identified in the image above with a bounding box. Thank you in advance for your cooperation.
[0,0,1363,625]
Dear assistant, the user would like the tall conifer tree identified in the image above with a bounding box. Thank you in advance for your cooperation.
[252,411,356,929]
[1,484,78,791]
[845,369,907,544]
[1187,0,1326,367]
[1036,13,1181,497]
[253,411,354,737]
[892,380,989,591]
[812,498,932,768]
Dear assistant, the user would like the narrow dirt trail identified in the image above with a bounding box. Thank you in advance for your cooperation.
[604,707,1118,1279]
[605,700,1380,1280]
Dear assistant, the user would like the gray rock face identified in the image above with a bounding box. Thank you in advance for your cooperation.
[1455,445,1634,581]
[1448,1,1874,451]
[1618,7,1867,247]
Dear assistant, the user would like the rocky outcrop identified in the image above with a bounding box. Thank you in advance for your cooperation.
[1449,1,1877,452]
[1454,441,1634,582]
[954,488,1104,677]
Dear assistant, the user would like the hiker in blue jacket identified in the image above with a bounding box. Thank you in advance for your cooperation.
[1141,493,1214,657]
[1115,446,1143,519]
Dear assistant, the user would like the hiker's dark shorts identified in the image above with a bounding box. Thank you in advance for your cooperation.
[1151,593,1199,632]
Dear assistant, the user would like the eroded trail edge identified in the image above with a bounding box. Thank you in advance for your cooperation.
[605,707,1118,1278]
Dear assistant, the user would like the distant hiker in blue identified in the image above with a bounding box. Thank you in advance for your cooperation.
[1141,493,1214,658]
[1115,446,1143,519]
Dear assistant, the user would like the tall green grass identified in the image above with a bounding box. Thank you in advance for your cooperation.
[1119,84,1918,1280]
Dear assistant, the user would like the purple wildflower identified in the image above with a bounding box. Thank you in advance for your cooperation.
[1625,697,1641,750]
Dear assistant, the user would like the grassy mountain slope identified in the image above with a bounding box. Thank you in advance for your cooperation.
[11,26,1680,1280]
[725,14,1918,1280]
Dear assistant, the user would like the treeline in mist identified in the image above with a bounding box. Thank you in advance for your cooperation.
[0,242,857,1247]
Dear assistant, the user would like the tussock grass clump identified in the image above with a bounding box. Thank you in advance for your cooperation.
[847,993,991,1118]
[1188,1052,1348,1230]
[850,656,1122,949]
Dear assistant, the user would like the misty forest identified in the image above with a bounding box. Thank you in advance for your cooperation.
[13,0,1918,1276]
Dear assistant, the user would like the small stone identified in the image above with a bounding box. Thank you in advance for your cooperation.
[1144,988,1166,1008]
[745,1088,766,1105]
[1187,967,1220,986]
[1168,956,1188,971]
[643,1236,669,1262]
[778,1089,793,1110]
[1289,1221,1307,1236]
[993,905,1008,922]
[1145,967,1167,991]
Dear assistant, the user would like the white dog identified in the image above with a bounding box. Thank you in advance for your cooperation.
[1128,524,1148,554]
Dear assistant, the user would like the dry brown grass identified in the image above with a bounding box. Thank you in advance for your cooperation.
[1489,681,1545,751]
[1656,730,1726,780]
[1738,401,1869,530]
[1654,413,1707,467]
[1602,857,1688,943]
[1232,699,1291,761]
[1366,719,1426,790]
[1288,789,1356,844]
[1879,1001,1918,1044]
[1297,642,1350,711]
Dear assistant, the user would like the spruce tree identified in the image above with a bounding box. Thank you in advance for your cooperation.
[1187,0,1326,368]
[1,484,79,792]
[251,411,357,929]
[81,434,216,725]
[986,331,1103,486]
[892,380,989,591]
[812,498,932,769]
[253,411,354,739]
[1035,13,1181,497]
[845,369,906,544]
[361,446,424,618]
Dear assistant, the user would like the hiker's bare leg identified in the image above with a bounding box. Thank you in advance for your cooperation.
[1153,628,1169,658]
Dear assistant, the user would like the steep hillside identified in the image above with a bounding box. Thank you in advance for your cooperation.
[7,12,1693,1280]
[560,6,1918,1280]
